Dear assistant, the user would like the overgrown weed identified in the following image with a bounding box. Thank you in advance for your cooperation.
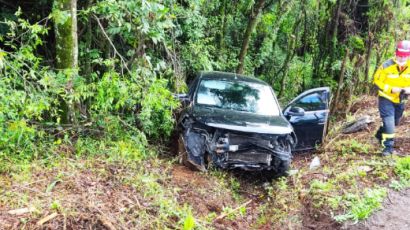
[390,156,410,190]
[333,187,387,222]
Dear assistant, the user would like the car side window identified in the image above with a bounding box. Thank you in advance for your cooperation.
[292,91,326,112]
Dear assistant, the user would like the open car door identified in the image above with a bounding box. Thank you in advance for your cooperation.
[283,87,331,151]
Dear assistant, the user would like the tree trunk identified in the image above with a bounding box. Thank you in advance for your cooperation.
[54,0,78,70]
[312,1,327,81]
[371,41,389,85]
[352,54,364,95]
[327,0,342,81]
[364,30,372,93]
[302,0,308,90]
[331,48,349,115]
[218,0,228,50]
[53,0,78,124]
[236,0,266,74]
[83,0,93,79]
[277,13,301,98]
[330,0,341,63]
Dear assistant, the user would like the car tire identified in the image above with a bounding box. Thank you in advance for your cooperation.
[275,159,290,177]
[271,142,292,177]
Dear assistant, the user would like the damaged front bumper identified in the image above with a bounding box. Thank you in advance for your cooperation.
[178,123,295,172]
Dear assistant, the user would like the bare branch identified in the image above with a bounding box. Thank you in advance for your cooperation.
[93,14,131,75]
[214,200,253,221]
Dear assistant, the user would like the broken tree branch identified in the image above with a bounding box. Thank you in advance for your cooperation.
[331,48,349,115]
[91,203,124,230]
[98,215,117,230]
[37,212,58,226]
[214,199,252,221]
[8,207,37,215]
[323,133,342,150]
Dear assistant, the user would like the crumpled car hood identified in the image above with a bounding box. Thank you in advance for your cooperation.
[192,106,293,134]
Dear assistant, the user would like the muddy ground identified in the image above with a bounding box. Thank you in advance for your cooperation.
[1,95,410,229]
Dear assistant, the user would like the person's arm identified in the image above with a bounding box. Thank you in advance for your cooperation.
[373,66,401,93]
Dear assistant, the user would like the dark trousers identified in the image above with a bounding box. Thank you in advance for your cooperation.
[378,96,405,134]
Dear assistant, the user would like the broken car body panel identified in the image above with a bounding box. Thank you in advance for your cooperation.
[177,72,329,174]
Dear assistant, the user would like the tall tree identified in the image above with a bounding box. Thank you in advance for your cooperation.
[236,0,267,74]
[54,0,78,69]
[53,0,78,123]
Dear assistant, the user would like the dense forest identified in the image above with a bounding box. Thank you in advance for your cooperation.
[1,0,410,229]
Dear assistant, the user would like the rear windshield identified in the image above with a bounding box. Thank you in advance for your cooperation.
[196,79,280,116]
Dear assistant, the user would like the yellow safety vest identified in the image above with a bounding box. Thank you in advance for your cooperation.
[373,58,410,103]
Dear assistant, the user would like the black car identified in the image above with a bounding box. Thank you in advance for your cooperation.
[176,71,330,176]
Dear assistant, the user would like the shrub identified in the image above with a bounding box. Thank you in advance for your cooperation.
[139,79,180,139]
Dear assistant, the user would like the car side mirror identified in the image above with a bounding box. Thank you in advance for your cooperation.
[287,106,305,116]
[175,94,191,105]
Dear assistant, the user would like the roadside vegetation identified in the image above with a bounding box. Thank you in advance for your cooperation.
[1,0,410,229]
[1,95,410,229]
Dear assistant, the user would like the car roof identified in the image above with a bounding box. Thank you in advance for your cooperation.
[198,71,268,85]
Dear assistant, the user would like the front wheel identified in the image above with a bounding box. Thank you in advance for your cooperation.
[271,142,292,177]
[274,158,290,177]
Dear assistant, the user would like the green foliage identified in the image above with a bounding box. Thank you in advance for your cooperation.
[2,0,409,108]
[172,2,221,75]
[389,178,410,191]
[51,8,70,25]
[90,69,141,112]
[275,177,289,191]
[183,212,196,230]
[93,0,174,46]
[395,156,410,180]
[109,135,148,162]
[390,156,410,190]
[348,36,365,52]
[2,1,410,228]
[139,79,180,139]
[335,139,371,155]
[310,179,333,193]
[0,7,180,167]
[50,200,61,211]
[0,120,36,156]
[0,13,57,161]
[334,187,387,222]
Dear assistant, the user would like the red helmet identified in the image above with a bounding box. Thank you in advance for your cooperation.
[396,40,410,57]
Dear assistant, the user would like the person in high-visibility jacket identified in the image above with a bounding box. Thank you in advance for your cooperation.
[373,40,410,156]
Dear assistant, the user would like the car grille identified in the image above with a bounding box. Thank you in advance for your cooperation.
[227,150,271,165]
[227,133,271,147]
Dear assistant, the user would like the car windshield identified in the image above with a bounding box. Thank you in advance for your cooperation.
[196,79,280,116]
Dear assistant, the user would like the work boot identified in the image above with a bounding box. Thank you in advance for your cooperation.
[382,146,394,156]
[381,133,394,157]
[375,126,383,144]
